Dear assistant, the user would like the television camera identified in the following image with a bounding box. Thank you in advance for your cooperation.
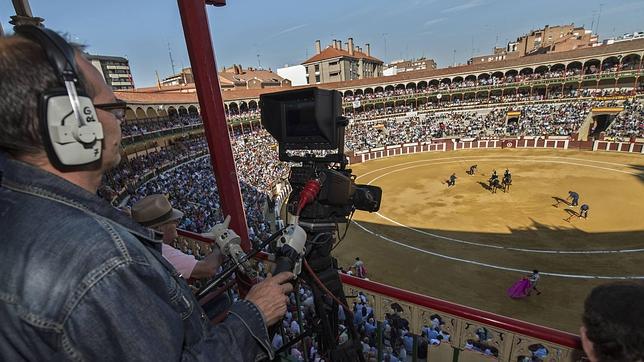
[196,88,382,361]
[259,87,383,361]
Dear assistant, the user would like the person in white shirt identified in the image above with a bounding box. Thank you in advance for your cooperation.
[528,270,542,296]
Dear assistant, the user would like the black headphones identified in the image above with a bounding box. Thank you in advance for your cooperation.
[14,25,104,171]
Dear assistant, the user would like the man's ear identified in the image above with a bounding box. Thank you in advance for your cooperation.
[580,326,597,362]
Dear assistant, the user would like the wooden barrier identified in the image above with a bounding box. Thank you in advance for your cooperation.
[349,137,642,165]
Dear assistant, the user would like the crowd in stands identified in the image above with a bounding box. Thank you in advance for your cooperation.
[100,136,208,201]
[343,67,638,103]
[605,98,644,139]
[227,108,260,122]
[231,128,289,193]
[104,126,287,242]
[512,102,592,136]
[121,114,202,138]
[270,284,457,361]
[127,157,272,243]
[347,88,635,122]
[344,100,601,150]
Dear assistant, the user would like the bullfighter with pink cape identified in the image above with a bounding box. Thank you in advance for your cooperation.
[507,277,531,299]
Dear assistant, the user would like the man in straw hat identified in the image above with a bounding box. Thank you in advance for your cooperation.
[131,194,221,279]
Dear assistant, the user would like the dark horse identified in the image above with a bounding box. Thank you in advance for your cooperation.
[488,177,501,194]
[502,175,512,193]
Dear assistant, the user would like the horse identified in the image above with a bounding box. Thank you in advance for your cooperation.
[502,175,512,193]
[488,177,501,194]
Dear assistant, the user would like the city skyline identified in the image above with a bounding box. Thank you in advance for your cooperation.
[1,0,643,87]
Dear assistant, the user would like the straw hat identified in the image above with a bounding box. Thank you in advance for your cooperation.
[131,194,183,227]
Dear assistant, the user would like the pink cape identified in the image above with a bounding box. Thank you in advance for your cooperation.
[507,278,531,299]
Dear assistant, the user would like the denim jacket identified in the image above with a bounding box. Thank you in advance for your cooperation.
[0,153,274,361]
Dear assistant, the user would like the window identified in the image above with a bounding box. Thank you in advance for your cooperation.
[315,75,320,83]
[314,64,320,72]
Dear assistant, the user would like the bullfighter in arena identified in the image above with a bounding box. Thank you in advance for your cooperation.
[448,173,457,187]
[567,191,580,206]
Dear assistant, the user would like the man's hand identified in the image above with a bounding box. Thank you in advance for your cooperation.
[245,272,294,326]
[190,247,223,279]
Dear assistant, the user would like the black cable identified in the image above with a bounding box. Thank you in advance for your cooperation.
[197,225,287,299]
[331,210,354,251]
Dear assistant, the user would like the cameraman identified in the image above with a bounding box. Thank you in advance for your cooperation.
[0,29,292,360]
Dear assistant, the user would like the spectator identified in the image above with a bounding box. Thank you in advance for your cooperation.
[131,194,222,279]
[417,331,429,362]
[580,282,644,362]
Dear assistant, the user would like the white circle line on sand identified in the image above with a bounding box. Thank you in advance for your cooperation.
[353,221,644,280]
[374,211,644,254]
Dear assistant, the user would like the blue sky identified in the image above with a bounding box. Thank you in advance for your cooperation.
[2,0,643,87]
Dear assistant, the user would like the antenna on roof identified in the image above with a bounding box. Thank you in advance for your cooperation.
[595,3,604,36]
[257,53,262,69]
[168,42,176,76]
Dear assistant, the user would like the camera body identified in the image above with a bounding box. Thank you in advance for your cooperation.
[261,87,382,224]
[287,164,381,223]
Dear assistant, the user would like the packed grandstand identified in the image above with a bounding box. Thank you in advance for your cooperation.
[103,97,642,236]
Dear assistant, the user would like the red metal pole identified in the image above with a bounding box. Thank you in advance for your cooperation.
[177,0,250,250]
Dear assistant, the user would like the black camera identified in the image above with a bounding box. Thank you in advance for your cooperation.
[261,87,382,224]
[261,87,377,362]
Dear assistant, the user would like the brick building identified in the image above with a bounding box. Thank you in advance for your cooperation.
[302,38,383,84]
[157,65,291,91]
[470,24,599,65]
[385,57,437,76]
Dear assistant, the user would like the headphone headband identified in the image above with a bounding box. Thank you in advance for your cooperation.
[13,25,104,171]
[14,25,82,88]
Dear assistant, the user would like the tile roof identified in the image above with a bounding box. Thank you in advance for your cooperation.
[115,86,290,104]
[320,38,644,90]
[116,39,643,105]
[303,46,383,64]
[219,69,286,84]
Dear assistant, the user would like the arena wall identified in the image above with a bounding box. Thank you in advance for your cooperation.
[593,140,644,153]
[349,137,644,164]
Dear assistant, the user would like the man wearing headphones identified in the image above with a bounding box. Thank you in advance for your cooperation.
[0,27,292,361]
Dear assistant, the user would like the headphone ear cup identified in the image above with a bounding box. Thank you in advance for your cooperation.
[40,89,104,170]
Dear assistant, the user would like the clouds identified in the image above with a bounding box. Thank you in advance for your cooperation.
[269,24,308,39]
[441,0,483,13]
[424,17,447,27]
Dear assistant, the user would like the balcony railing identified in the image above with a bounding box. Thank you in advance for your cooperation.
[342,70,644,107]
[176,230,584,362]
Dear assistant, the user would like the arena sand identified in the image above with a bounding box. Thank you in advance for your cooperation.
[332,148,644,333]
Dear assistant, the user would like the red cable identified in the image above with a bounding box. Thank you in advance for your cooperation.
[303,259,354,319]
[296,179,321,216]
